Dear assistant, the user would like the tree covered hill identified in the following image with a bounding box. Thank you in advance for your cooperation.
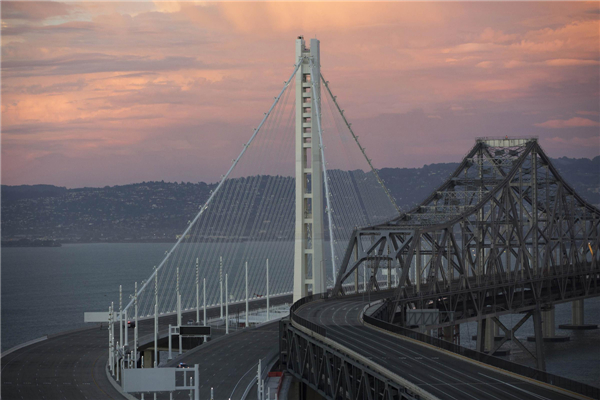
[2,156,598,243]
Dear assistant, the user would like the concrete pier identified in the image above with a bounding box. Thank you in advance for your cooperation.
[559,300,598,330]
[472,318,510,342]
[484,318,510,355]
[528,306,570,342]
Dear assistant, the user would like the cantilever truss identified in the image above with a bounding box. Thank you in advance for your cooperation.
[280,320,420,400]
[333,138,600,328]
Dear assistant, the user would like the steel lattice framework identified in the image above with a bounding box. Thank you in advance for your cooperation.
[280,320,422,400]
[333,138,600,334]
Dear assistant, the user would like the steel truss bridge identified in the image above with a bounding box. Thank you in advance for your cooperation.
[280,137,600,400]
[6,37,596,400]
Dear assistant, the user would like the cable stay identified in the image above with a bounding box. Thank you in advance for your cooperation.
[124,62,302,314]
[321,73,401,215]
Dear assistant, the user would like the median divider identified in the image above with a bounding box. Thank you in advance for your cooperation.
[364,303,600,400]
[289,292,329,337]
[288,293,439,400]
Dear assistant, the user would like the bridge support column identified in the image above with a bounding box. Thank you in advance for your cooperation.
[532,306,546,371]
[293,36,325,302]
[143,349,155,368]
[476,317,486,353]
[475,317,511,356]
[440,325,459,345]
[559,300,598,330]
[482,318,510,355]
[528,306,570,342]
[484,317,495,353]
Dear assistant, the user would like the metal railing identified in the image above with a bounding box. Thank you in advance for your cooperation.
[289,293,329,337]
[364,309,600,399]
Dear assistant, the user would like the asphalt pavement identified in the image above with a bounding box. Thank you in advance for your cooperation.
[296,296,581,400]
[1,326,124,400]
[1,295,291,400]
[157,322,280,400]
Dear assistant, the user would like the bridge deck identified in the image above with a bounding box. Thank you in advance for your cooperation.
[1,326,124,400]
[163,321,280,400]
[1,295,291,400]
[295,294,581,400]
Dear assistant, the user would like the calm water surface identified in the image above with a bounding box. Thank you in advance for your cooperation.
[2,243,172,351]
[1,243,599,387]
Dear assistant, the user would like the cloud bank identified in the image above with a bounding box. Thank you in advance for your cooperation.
[1,2,599,187]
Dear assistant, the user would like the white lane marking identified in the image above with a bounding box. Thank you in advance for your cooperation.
[229,361,259,399]
[340,301,515,400]
[478,373,551,400]
[318,301,524,400]
[407,374,460,400]
[420,362,501,400]
[344,309,529,400]
[424,375,462,400]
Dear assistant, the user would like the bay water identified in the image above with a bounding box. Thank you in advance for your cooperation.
[1,243,599,387]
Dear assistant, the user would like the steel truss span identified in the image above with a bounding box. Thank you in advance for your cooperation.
[280,320,421,400]
[333,137,600,336]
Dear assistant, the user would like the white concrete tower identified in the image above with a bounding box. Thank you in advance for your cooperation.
[294,37,326,302]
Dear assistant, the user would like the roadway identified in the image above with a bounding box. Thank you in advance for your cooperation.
[1,326,124,400]
[296,294,581,400]
[1,295,291,400]
[159,321,280,400]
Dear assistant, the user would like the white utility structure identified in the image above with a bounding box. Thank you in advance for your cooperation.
[294,36,326,301]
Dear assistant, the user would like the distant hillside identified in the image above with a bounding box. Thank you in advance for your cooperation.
[2,156,598,243]
[379,156,600,212]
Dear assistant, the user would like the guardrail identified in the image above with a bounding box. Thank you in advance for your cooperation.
[364,308,600,399]
[289,293,329,337]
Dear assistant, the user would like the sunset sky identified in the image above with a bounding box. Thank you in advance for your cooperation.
[1,1,599,188]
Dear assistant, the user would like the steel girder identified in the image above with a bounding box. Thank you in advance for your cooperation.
[279,320,419,400]
[332,138,600,326]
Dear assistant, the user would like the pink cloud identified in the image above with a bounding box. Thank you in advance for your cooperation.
[1,2,598,187]
[534,117,600,129]
[545,59,599,66]
[576,111,599,116]
[548,136,600,147]
[1,1,71,21]
[479,28,518,44]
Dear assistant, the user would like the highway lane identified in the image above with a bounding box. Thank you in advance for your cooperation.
[157,321,280,400]
[297,296,580,400]
[1,326,124,400]
[2,295,291,400]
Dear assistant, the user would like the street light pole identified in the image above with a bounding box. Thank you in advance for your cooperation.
[134,281,138,369]
[154,266,158,368]
[226,273,229,334]
[266,259,270,322]
[108,304,112,374]
[203,278,207,342]
[245,261,249,328]
[119,285,123,354]
[220,256,223,319]
[196,258,199,324]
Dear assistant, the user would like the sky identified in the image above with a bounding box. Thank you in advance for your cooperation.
[1,1,599,188]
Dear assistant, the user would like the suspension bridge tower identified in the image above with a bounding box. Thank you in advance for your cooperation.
[294,36,327,301]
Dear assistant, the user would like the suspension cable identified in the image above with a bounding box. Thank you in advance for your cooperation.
[124,61,303,312]
[310,58,338,286]
[320,73,401,214]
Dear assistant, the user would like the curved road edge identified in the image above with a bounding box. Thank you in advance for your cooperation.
[1,323,103,359]
[1,337,48,359]
[359,306,594,400]
[105,362,136,400]
[291,300,440,400]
